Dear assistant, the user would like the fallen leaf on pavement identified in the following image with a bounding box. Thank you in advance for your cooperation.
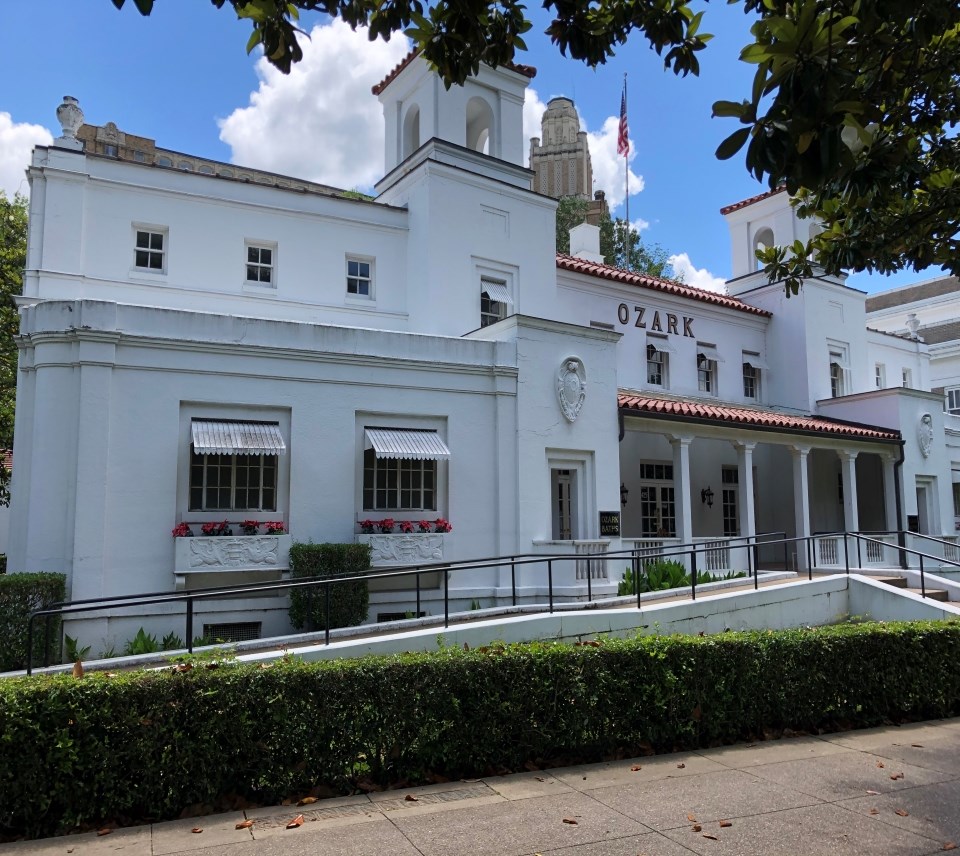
[235,820,255,829]
[687,813,697,822]
[677,763,686,769]
[911,744,924,748]
[719,820,732,828]
[702,833,718,840]
[191,827,203,834]
[405,795,419,802]
[869,808,879,815]
[535,776,545,782]
[96,829,112,837]
[890,772,904,780]
[630,765,642,772]
[942,843,957,851]
[286,815,304,829]
[895,809,910,817]
[876,761,885,768]
[562,817,578,825]
[298,796,318,806]
[866,790,880,795]
[692,824,702,832]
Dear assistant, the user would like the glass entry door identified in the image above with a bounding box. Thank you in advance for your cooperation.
[639,484,676,537]
[552,468,577,540]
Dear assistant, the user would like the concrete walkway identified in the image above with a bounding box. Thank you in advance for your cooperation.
[9,718,960,855]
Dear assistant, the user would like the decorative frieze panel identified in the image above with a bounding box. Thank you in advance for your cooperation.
[174,534,292,574]
[357,533,445,566]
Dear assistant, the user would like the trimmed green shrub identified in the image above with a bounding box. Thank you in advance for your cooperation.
[1,620,959,839]
[0,572,66,672]
[288,542,370,630]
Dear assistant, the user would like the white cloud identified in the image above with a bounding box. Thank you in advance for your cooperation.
[668,252,728,293]
[522,88,548,159]
[586,117,643,210]
[631,217,650,233]
[0,113,52,198]
[218,20,410,191]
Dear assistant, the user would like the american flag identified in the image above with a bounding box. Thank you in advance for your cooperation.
[617,85,629,157]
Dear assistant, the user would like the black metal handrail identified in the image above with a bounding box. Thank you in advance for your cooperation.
[23,529,957,674]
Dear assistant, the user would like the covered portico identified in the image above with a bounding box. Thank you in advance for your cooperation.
[618,394,903,572]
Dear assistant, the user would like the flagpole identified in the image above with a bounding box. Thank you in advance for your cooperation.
[623,72,630,271]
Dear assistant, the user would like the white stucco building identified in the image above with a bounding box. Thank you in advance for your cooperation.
[10,58,959,646]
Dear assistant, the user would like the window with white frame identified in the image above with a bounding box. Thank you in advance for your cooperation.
[245,243,275,286]
[721,466,739,537]
[875,363,886,389]
[134,228,166,272]
[947,388,960,415]
[188,420,285,512]
[697,352,716,394]
[361,427,449,512]
[346,257,373,297]
[828,347,849,397]
[646,342,668,387]
[480,276,511,327]
[742,362,759,399]
[902,368,913,388]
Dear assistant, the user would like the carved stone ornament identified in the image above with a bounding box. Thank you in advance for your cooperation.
[55,96,84,148]
[557,357,586,422]
[917,412,934,458]
[188,536,279,569]
[359,533,444,566]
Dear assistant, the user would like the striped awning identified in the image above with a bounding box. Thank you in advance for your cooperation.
[646,334,676,355]
[481,280,514,306]
[697,344,725,363]
[191,420,286,455]
[365,428,450,460]
[742,353,770,371]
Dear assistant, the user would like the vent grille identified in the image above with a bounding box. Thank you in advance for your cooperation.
[202,622,261,643]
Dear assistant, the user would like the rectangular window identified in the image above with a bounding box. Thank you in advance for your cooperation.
[902,368,913,388]
[947,389,960,414]
[721,467,739,537]
[189,452,277,512]
[875,363,886,389]
[742,363,758,399]
[362,448,436,511]
[829,352,845,397]
[134,229,165,272]
[646,344,668,387]
[697,354,716,394]
[347,257,372,297]
[245,243,274,285]
[480,276,509,327]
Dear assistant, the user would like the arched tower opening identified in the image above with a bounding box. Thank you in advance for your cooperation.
[466,96,495,156]
[402,104,421,161]
[753,227,775,269]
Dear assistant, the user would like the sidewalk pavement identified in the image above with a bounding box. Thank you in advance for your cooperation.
[9,718,960,856]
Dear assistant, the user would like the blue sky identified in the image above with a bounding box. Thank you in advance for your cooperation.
[0,1,929,293]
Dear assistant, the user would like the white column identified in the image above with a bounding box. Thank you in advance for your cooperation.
[733,442,757,540]
[839,449,860,533]
[671,437,693,547]
[791,446,811,570]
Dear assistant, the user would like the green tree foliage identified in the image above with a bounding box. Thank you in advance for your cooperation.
[111,1,960,289]
[0,193,26,505]
[555,196,679,279]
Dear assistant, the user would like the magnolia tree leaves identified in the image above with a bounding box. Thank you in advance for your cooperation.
[110,0,960,289]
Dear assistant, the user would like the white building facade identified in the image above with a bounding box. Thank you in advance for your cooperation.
[9,59,957,646]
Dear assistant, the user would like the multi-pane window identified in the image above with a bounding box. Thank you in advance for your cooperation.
[189,452,277,511]
[697,354,716,394]
[134,229,165,271]
[947,388,960,414]
[742,362,758,399]
[347,258,372,296]
[902,368,912,388]
[245,244,274,285]
[362,448,436,511]
[647,344,667,386]
[829,352,845,397]
[721,467,739,538]
[875,363,886,389]
[480,277,509,328]
[638,462,676,537]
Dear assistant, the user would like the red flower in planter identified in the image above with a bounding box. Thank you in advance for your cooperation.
[240,519,260,535]
[378,518,396,534]
[399,521,415,533]
[171,522,193,538]
[418,520,432,533]
[434,518,452,533]
[201,520,232,536]
[359,519,376,534]
[264,521,286,534]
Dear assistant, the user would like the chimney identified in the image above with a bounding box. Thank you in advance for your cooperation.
[570,222,604,264]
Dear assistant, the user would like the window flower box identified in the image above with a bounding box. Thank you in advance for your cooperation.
[357,532,446,566]
[174,533,293,574]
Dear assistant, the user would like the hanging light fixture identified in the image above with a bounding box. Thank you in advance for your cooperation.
[620,482,629,506]
[701,486,714,508]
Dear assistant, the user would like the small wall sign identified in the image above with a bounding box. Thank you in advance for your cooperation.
[599,510,621,537]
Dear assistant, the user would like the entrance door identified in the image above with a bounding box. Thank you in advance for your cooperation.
[916,484,930,534]
[639,484,676,537]
[551,468,577,540]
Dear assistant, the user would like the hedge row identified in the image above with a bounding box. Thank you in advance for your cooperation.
[0,573,66,672]
[288,542,370,630]
[2,620,960,838]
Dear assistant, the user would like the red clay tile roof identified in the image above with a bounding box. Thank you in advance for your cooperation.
[720,186,787,215]
[556,254,770,317]
[372,48,537,96]
[618,394,901,441]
